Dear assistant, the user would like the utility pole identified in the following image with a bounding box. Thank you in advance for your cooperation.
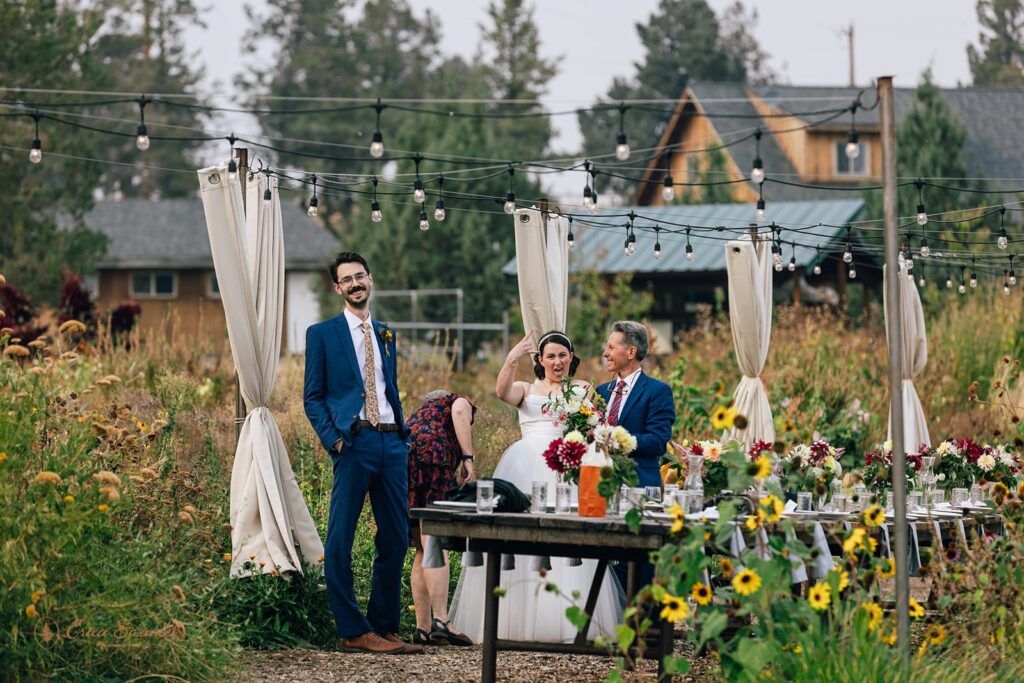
[879,76,910,656]
[847,23,855,86]
[235,148,248,445]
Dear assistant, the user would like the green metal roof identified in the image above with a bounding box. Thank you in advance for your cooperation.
[503,199,865,276]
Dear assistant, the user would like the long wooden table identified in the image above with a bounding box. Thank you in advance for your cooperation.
[411,507,676,683]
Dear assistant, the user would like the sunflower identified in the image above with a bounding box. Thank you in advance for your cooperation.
[733,568,762,596]
[908,597,925,619]
[830,568,849,592]
[711,405,736,431]
[993,482,1009,504]
[843,528,867,556]
[862,602,883,631]
[660,593,690,623]
[718,558,735,579]
[753,454,772,479]
[668,502,685,534]
[877,558,896,579]
[863,504,885,528]
[745,512,763,531]
[691,581,713,606]
[925,623,947,646]
[759,494,784,523]
[807,582,831,611]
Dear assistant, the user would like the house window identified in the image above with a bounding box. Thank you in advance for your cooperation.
[130,271,177,299]
[834,140,868,176]
[206,271,221,299]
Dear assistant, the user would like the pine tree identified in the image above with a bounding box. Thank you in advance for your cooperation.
[968,0,1024,86]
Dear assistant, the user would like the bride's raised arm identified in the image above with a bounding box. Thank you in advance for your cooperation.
[496,336,534,407]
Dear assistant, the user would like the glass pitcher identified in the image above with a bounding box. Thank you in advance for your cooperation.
[684,454,704,497]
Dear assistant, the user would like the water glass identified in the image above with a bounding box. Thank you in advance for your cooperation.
[853,484,868,511]
[831,494,847,513]
[951,487,969,507]
[622,486,645,513]
[662,484,679,508]
[796,492,812,511]
[644,486,663,505]
[531,481,548,514]
[971,484,985,505]
[555,482,572,515]
[908,491,923,510]
[885,491,894,512]
[930,489,945,507]
[682,490,704,515]
[476,480,495,514]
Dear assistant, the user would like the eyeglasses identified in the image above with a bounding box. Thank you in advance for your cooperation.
[337,272,369,287]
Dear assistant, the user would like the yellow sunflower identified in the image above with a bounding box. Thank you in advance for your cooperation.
[877,558,896,579]
[925,623,947,646]
[808,582,831,611]
[691,581,713,606]
[830,568,849,592]
[862,602,883,631]
[660,593,690,623]
[668,502,685,534]
[754,454,772,479]
[718,558,735,579]
[733,568,762,596]
[745,512,763,531]
[711,405,736,431]
[908,597,925,619]
[842,528,867,556]
[759,494,784,523]
[863,504,885,528]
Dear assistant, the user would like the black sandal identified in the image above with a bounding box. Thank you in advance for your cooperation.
[412,628,432,646]
[430,618,473,647]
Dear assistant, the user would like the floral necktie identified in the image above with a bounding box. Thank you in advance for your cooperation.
[361,322,380,426]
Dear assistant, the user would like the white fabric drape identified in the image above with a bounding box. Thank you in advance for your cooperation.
[722,235,775,447]
[513,208,569,338]
[198,166,324,576]
[884,262,931,449]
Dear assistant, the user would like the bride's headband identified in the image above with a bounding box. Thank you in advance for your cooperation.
[537,331,573,352]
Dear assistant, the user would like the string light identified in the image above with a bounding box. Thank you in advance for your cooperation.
[307,175,319,217]
[772,228,784,271]
[582,160,594,210]
[615,104,630,161]
[750,129,765,184]
[945,271,954,289]
[970,257,978,288]
[812,246,822,276]
[916,181,928,226]
[263,170,273,204]
[503,166,516,214]
[370,176,382,222]
[842,225,853,264]
[685,227,694,261]
[958,266,967,294]
[419,203,429,231]
[661,150,675,202]
[998,206,1008,249]
[135,96,150,151]
[1004,271,1011,295]
[29,112,42,164]
[625,212,637,255]
[918,267,926,288]
[1009,255,1017,286]
[434,174,446,221]
[369,98,385,158]
[654,225,662,260]
[845,103,859,160]
[919,236,930,258]
[588,167,599,215]
[756,184,766,222]
[567,215,575,250]
[848,260,857,279]
[412,154,426,203]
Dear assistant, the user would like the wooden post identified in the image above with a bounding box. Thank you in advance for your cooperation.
[234,148,248,445]
[879,76,910,656]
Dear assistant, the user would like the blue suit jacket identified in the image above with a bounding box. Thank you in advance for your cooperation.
[303,313,406,453]
[597,372,675,486]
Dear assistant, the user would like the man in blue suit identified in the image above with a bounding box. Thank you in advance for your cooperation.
[596,320,676,597]
[303,252,421,655]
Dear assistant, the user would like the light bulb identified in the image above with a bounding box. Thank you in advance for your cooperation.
[29,139,41,164]
[587,194,598,215]
[413,181,425,204]
[623,241,630,256]
[626,235,636,255]
[582,195,593,210]
[813,264,822,276]
[773,253,783,271]
[419,209,429,231]
[567,233,575,250]
[998,229,1008,249]
[788,258,796,272]
[946,277,953,289]
[843,248,853,264]
[958,283,966,294]
[136,133,150,151]
[654,244,662,260]
[370,200,382,223]
[845,141,859,160]
[1005,283,1012,295]
[263,187,272,203]
[916,203,928,226]
[503,194,516,214]
[662,180,675,202]
[918,275,926,287]
[970,274,978,288]
[615,133,630,161]
[1011,271,1018,286]
[227,159,238,181]
[751,159,765,185]
[756,198,766,222]
[849,267,857,279]
[686,244,694,261]
[369,130,384,158]
[920,241,930,257]
[307,197,319,217]
[434,206,446,221]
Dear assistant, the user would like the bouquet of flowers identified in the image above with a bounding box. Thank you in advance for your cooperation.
[542,378,603,435]
[664,438,729,497]
[934,438,1020,489]
[861,440,922,494]
[542,433,587,484]
[780,439,844,495]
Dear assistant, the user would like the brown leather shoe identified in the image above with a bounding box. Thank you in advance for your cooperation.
[340,631,408,655]
[380,632,424,654]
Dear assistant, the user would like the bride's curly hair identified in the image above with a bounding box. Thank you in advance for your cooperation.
[534,331,581,380]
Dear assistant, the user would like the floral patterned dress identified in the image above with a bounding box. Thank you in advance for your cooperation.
[406,393,475,514]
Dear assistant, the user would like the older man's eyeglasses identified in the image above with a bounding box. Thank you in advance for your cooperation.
[338,272,369,287]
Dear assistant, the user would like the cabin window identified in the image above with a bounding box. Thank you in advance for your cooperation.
[130,271,177,299]
[834,140,868,176]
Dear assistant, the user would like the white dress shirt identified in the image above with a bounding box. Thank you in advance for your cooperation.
[610,367,643,419]
[344,308,396,424]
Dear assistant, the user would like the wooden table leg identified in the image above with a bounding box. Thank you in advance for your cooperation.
[482,549,501,683]
[626,560,637,603]
[573,558,608,646]
[657,617,673,682]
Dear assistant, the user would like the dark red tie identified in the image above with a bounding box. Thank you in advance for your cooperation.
[606,380,627,425]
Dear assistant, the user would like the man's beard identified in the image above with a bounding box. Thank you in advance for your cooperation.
[343,286,370,309]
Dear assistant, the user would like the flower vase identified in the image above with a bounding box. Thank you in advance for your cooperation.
[578,442,607,518]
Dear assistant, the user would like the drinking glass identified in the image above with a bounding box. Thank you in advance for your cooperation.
[555,482,572,515]
[662,484,679,508]
[682,490,704,515]
[951,487,969,507]
[831,494,847,513]
[971,484,985,505]
[625,486,645,512]
[930,489,945,506]
[908,491,923,510]
[797,492,812,511]
[476,480,495,514]
[531,481,548,514]
[853,484,868,511]
[885,491,894,512]
[644,486,663,505]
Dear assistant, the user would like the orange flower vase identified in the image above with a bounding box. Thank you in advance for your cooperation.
[578,465,607,517]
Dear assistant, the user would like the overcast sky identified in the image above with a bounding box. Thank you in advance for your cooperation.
[185,0,982,195]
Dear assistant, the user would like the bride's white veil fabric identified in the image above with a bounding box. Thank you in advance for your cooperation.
[512,208,568,338]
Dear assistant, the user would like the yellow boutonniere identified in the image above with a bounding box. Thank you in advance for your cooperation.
[378,326,394,356]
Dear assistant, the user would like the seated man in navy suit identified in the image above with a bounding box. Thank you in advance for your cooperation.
[596,320,676,599]
[303,251,422,655]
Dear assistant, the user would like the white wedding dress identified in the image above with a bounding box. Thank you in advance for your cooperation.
[448,394,624,643]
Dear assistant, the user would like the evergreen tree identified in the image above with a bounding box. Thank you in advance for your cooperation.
[968,0,1024,86]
